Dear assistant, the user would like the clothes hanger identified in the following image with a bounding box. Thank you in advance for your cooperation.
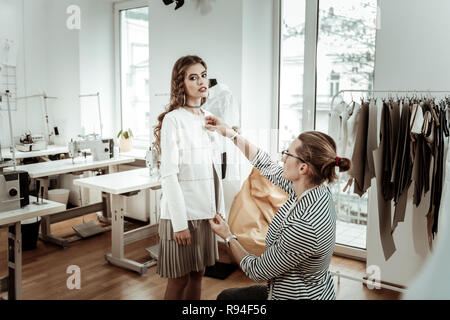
[345,92,355,115]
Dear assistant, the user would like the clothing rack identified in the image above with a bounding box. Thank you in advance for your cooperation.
[329,89,450,295]
[331,89,450,111]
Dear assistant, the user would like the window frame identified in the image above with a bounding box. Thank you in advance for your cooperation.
[276,0,377,260]
[114,0,150,150]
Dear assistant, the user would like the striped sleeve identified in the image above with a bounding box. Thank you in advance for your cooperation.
[239,219,318,282]
[251,149,294,194]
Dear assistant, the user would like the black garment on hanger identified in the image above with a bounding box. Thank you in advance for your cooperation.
[413,102,433,207]
[375,101,397,260]
[391,100,413,233]
[381,100,400,201]
[428,105,449,241]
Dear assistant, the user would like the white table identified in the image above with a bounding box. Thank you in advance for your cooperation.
[5,156,135,179]
[5,156,136,247]
[74,168,161,275]
[1,145,69,160]
[0,196,65,300]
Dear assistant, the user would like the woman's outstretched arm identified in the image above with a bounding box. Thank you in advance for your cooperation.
[205,115,259,162]
[205,115,293,194]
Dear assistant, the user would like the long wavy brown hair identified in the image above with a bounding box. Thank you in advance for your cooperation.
[153,55,207,154]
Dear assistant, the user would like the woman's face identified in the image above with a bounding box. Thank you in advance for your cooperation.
[281,139,306,181]
[183,63,208,101]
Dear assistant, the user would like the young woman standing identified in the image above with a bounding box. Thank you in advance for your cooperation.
[153,55,225,300]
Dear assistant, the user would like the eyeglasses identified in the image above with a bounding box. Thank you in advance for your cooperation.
[281,150,307,163]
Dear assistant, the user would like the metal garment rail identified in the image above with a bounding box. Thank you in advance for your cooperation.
[329,89,450,296]
[331,89,450,110]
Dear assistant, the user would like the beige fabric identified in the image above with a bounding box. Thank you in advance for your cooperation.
[228,168,289,257]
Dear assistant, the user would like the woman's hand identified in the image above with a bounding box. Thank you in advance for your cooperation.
[209,213,233,240]
[205,115,235,138]
[174,229,191,246]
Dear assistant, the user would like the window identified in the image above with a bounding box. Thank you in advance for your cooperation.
[316,0,376,133]
[278,0,377,254]
[278,0,306,152]
[118,4,149,148]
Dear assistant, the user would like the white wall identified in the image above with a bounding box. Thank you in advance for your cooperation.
[147,0,243,139]
[367,0,450,287]
[147,0,278,181]
[44,0,81,146]
[242,0,278,149]
[240,0,278,178]
[0,0,115,149]
[79,0,115,139]
[0,0,27,148]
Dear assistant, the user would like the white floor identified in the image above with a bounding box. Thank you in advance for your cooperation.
[336,219,367,249]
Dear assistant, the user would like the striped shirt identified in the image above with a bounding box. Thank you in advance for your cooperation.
[239,149,336,300]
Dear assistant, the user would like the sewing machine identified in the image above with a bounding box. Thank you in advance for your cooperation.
[15,130,47,152]
[0,170,30,213]
[68,135,114,163]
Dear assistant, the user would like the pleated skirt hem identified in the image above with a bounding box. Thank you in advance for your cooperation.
[156,219,218,279]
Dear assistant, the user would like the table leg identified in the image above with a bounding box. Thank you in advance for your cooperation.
[37,177,51,239]
[108,164,118,174]
[111,194,124,259]
[98,192,112,223]
[6,222,22,300]
[104,194,148,275]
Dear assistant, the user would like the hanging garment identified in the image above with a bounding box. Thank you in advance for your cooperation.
[403,136,450,299]
[363,99,378,191]
[349,101,370,196]
[391,100,413,233]
[410,102,424,135]
[380,100,401,201]
[427,104,449,245]
[344,101,360,159]
[340,101,360,191]
[328,101,351,156]
[413,103,433,207]
[373,101,397,260]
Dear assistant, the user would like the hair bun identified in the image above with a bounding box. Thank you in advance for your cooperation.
[336,157,351,172]
[335,156,341,167]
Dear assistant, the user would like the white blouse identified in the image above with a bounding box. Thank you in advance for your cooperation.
[159,107,225,232]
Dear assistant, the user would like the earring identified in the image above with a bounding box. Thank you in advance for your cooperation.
[183,94,186,106]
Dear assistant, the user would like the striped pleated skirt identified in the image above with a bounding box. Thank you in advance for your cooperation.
[156,218,219,278]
